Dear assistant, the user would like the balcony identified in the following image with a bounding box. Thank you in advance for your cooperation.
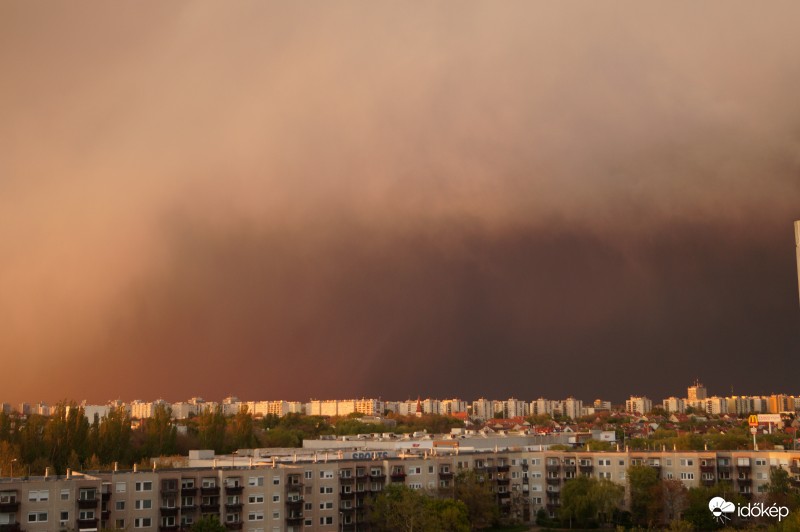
[545,464,560,473]
[285,498,303,509]
[579,465,594,474]
[390,469,406,482]
[102,491,112,502]
[224,503,242,512]
[562,465,577,474]
[356,470,368,480]
[0,525,20,532]
[200,504,220,513]
[702,478,716,487]
[181,486,198,496]
[101,510,111,521]
[339,475,355,484]
[496,478,510,486]
[161,484,179,496]
[546,477,561,486]
[161,507,179,517]
[224,523,243,531]
[160,526,179,532]
[340,491,355,500]
[438,471,454,480]
[200,487,220,496]
[369,471,386,481]
[497,465,510,473]
[790,464,800,475]
[77,498,99,509]
[77,518,99,530]
[0,502,19,512]
[224,485,243,495]
[286,515,303,526]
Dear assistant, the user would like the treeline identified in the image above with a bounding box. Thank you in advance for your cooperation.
[0,402,464,476]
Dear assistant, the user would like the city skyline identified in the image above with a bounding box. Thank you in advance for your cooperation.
[2,3,800,405]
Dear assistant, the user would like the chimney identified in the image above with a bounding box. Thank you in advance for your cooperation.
[114,462,118,472]
[133,464,138,473]
[66,468,71,479]
[45,467,49,479]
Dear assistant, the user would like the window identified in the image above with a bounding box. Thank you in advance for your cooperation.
[116,501,126,511]
[116,519,126,529]
[135,500,152,510]
[428,466,434,474]
[618,460,625,466]
[248,477,264,487]
[755,459,767,466]
[226,496,240,505]
[304,471,313,480]
[135,482,153,492]
[248,495,264,504]
[319,487,333,494]
[304,519,313,526]
[116,482,127,493]
[181,496,194,507]
[225,514,239,524]
[78,489,97,501]
[181,516,194,527]
[60,489,70,501]
[79,510,95,520]
[304,503,312,511]
[679,459,694,467]
[680,472,694,480]
[320,516,333,525]
[201,479,216,488]
[28,512,48,523]
[248,512,264,521]
[409,483,422,489]
[408,467,421,475]
[134,518,152,528]
[666,459,673,466]
[319,471,333,479]
[162,517,177,527]
[60,511,69,524]
[666,472,674,479]
[272,511,280,520]
[319,502,333,510]
[271,494,280,503]
[28,490,49,502]
[599,472,611,479]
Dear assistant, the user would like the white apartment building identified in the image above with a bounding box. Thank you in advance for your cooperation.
[625,396,652,415]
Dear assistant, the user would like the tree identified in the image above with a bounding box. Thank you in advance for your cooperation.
[229,405,257,449]
[190,515,226,532]
[368,484,429,531]
[560,475,598,527]
[559,475,623,528]
[98,406,132,466]
[197,406,227,453]
[42,401,90,474]
[368,484,469,532]
[453,470,498,529]
[627,465,661,527]
[142,404,177,458]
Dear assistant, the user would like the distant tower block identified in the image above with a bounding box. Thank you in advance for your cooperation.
[795,220,800,306]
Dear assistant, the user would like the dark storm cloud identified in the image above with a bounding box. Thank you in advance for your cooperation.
[2,2,800,403]
[61,214,799,403]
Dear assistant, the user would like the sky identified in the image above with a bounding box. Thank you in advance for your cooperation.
[1,2,799,405]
